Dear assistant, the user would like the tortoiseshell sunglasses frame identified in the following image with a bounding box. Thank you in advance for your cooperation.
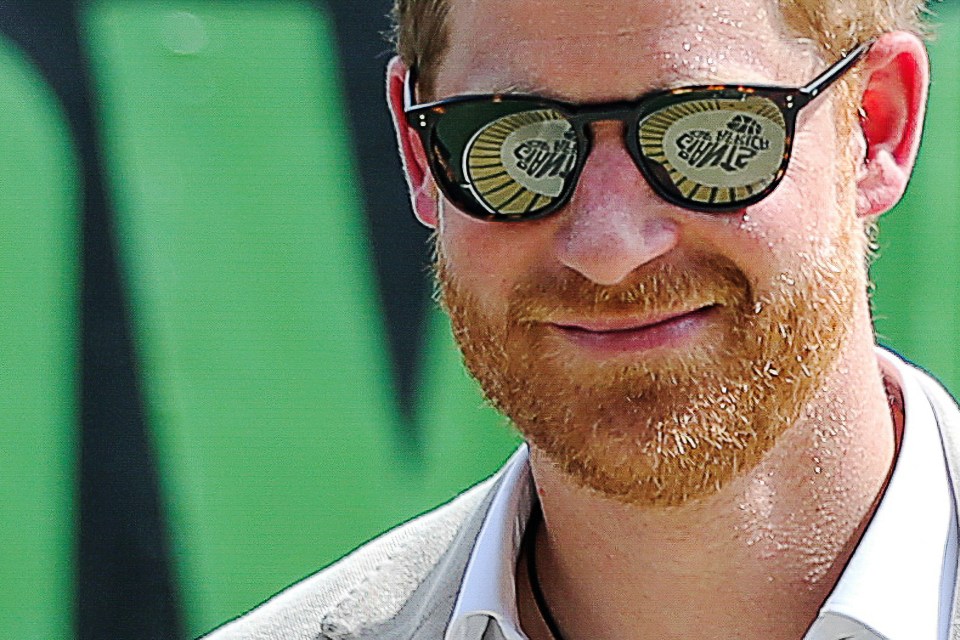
[403,41,871,221]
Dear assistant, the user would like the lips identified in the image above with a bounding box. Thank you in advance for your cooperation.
[549,305,719,354]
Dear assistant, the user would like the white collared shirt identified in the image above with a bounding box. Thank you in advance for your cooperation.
[445,349,958,640]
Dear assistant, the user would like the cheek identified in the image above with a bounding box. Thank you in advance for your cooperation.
[706,159,848,300]
[437,204,555,309]
[727,116,848,264]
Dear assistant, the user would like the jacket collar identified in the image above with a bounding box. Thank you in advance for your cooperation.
[353,466,508,640]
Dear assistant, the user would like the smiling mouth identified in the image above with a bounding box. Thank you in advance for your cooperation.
[550,305,720,354]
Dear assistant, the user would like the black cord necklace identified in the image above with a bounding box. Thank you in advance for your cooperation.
[523,504,567,640]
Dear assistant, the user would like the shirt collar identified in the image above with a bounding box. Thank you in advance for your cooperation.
[446,349,958,640]
[446,445,535,640]
[808,348,957,640]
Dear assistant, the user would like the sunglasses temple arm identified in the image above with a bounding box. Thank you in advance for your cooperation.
[799,40,873,101]
[403,67,421,116]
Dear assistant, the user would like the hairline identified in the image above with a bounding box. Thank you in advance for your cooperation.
[393,0,931,101]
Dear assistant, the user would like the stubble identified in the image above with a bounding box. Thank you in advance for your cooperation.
[435,225,859,507]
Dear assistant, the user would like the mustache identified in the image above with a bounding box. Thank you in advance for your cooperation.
[505,254,753,323]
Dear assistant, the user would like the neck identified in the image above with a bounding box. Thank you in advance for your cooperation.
[518,338,898,640]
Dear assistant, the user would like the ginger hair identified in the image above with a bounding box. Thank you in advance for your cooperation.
[391,0,931,99]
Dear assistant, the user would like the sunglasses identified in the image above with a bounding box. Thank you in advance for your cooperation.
[404,42,871,221]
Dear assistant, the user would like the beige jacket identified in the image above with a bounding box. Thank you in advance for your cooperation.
[204,366,960,640]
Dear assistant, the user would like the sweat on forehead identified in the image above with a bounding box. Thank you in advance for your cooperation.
[446,0,773,42]
[435,0,795,100]
[391,0,928,98]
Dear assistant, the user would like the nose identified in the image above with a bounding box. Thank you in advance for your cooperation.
[554,124,680,286]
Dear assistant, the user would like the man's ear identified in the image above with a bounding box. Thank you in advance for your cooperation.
[386,56,439,228]
[855,31,929,218]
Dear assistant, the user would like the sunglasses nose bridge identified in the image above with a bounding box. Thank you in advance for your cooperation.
[564,106,648,203]
[566,106,641,171]
[563,104,671,214]
[568,105,639,130]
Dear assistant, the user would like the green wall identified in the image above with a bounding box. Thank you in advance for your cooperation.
[0,2,956,637]
[0,32,79,640]
[81,2,519,634]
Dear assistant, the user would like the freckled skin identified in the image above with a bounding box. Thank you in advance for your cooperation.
[389,0,926,636]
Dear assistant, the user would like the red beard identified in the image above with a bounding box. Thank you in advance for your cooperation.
[435,233,857,506]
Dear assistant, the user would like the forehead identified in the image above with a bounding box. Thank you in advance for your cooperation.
[435,0,818,101]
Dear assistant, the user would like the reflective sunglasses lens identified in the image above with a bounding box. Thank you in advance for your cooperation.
[462,109,579,217]
[637,95,788,207]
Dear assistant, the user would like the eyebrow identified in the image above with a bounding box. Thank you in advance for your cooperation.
[471,72,743,103]
[475,80,551,96]
[467,54,786,100]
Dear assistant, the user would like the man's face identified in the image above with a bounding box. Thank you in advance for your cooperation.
[429,0,869,506]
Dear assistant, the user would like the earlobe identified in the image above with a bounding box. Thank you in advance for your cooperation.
[855,32,929,218]
[386,56,440,228]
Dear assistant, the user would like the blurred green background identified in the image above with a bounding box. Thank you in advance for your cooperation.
[0,1,956,638]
